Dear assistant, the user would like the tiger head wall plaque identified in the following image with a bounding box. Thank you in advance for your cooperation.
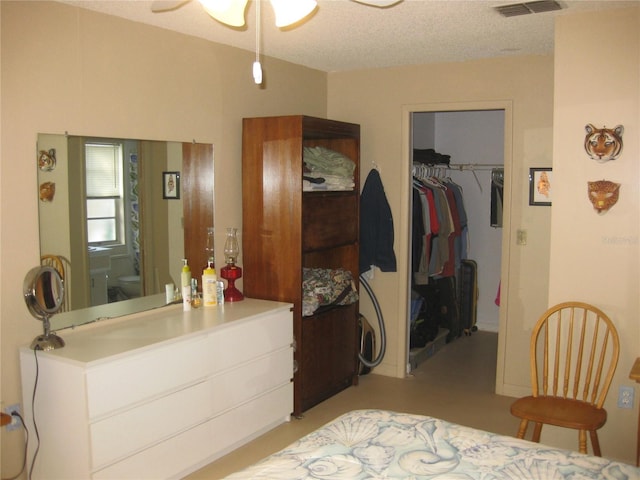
[584,124,624,162]
[39,181,56,202]
[588,180,620,214]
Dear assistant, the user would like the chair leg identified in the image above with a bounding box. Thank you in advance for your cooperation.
[578,430,588,454]
[532,422,543,443]
[589,430,601,457]
[516,419,528,439]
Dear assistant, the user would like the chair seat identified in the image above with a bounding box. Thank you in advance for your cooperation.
[511,396,607,431]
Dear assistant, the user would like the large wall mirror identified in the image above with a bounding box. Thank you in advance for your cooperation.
[37,134,214,331]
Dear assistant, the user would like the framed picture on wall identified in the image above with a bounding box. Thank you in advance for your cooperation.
[529,168,552,206]
[163,171,180,199]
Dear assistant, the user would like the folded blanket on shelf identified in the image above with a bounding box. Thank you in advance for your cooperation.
[302,268,359,316]
[303,146,355,191]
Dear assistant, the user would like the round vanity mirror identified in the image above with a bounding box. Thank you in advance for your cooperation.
[24,266,65,350]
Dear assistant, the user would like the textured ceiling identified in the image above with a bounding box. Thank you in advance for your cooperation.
[58,0,635,72]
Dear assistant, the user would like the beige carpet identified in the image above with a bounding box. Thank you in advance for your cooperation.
[186,330,519,479]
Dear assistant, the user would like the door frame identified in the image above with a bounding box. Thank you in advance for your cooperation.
[399,100,513,394]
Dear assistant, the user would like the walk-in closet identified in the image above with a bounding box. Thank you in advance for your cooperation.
[409,109,505,369]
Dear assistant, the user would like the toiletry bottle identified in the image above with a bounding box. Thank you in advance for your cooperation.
[191,278,201,308]
[202,262,218,307]
[181,258,192,311]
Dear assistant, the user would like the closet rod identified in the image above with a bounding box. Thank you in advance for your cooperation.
[412,162,503,192]
[438,163,503,171]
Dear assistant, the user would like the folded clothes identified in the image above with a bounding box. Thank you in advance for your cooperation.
[413,148,451,165]
[303,146,356,178]
[303,172,354,191]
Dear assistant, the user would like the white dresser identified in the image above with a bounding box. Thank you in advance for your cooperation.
[20,298,294,479]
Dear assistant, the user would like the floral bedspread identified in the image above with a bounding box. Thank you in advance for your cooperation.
[223,409,640,479]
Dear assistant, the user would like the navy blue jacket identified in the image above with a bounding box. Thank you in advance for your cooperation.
[360,169,397,274]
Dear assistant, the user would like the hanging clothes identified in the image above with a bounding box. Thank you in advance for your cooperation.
[360,168,397,274]
[411,167,468,284]
[490,168,504,228]
[411,166,470,341]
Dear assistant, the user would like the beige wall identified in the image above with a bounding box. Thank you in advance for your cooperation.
[548,6,640,463]
[0,1,326,474]
[327,56,554,389]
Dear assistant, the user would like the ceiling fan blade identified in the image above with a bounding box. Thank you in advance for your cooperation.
[351,0,403,6]
[151,0,191,13]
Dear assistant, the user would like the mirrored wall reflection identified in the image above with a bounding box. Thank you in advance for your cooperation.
[37,134,214,331]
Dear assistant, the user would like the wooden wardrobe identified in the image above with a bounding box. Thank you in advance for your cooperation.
[242,115,360,416]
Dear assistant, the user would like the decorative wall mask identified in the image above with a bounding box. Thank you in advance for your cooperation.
[39,182,56,202]
[38,149,57,171]
[587,180,620,214]
[584,124,624,162]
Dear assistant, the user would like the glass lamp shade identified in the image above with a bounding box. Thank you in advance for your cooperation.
[199,0,249,27]
[223,227,240,264]
[269,0,317,27]
[205,226,215,269]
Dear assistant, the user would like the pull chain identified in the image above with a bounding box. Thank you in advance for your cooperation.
[253,0,263,84]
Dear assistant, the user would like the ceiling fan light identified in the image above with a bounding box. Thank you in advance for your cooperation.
[269,0,317,28]
[199,0,248,27]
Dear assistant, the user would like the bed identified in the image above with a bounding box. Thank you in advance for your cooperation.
[223,409,640,479]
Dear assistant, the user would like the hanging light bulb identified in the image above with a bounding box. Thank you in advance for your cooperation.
[269,0,317,27]
[253,0,263,84]
[253,60,263,84]
[199,0,248,27]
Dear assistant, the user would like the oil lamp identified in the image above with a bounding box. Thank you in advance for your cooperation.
[220,227,244,302]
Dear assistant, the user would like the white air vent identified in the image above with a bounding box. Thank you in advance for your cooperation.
[495,0,562,17]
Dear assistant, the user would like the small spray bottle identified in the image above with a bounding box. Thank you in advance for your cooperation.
[181,259,192,311]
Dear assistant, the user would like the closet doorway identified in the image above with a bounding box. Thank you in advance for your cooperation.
[405,103,511,377]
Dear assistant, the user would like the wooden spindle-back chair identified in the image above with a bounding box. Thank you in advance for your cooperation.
[510,301,620,456]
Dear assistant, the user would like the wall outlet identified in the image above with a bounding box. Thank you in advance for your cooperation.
[617,386,634,409]
[3,404,22,432]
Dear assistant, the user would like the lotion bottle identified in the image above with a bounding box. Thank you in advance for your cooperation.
[202,262,218,307]
[181,258,192,311]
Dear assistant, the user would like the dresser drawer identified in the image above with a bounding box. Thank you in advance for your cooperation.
[90,379,212,469]
[86,310,291,420]
[90,346,293,469]
[208,346,292,415]
[93,383,293,480]
[207,311,293,373]
[86,335,212,419]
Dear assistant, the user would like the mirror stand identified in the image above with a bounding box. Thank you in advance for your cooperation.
[31,316,65,351]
